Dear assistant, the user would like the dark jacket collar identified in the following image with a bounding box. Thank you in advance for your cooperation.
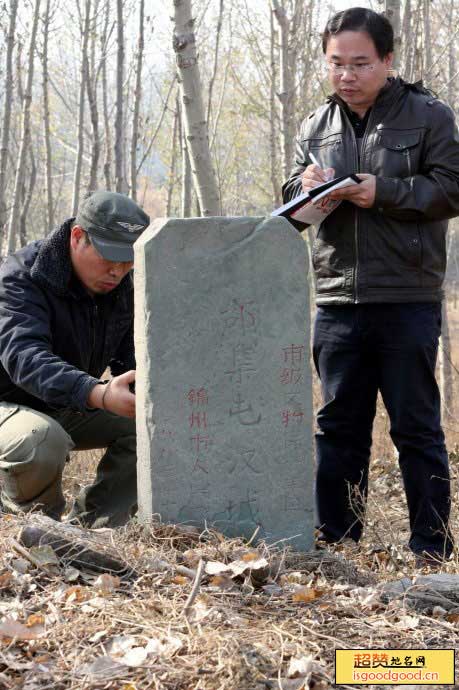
[327,76,408,113]
[30,218,132,301]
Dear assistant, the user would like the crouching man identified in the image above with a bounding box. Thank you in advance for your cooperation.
[0,191,149,527]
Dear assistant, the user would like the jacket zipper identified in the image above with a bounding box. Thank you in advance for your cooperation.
[340,109,361,303]
[406,148,412,177]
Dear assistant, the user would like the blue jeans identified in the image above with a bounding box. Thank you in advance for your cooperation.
[313,303,452,557]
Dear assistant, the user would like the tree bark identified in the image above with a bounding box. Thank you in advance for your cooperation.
[71,0,91,215]
[180,99,192,218]
[172,0,221,216]
[5,0,41,254]
[0,0,19,236]
[130,0,144,201]
[423,0,432,82]
[384,0,401,71]
[19,147,36,247]
[101,0,113,190]
[42,0,54,233]
[271,0,295,180]
[114,0,126,193]
[166,93,180,217]
[86,0,101,195]
[269,6,281,207]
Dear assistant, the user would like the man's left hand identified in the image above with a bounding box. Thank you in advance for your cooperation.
[328,174,376,208]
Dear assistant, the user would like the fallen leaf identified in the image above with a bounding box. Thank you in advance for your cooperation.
[172,575,189,585]
[288,654,314,679]
[205,561,232,576]
[292,587,325,603]
[29,545,59,567]
[62,586,91,603]
[26,614,45,628]
[0,618,44,641]
[396,615,419,629]
[446,612,459,623]
[229,556,269,577]
[105,635,138,656]
[145,635,182,656]
[242,551,260,562]
[77,655,125,679]
[0,572,13,589]
[93,573,120,594]
[89,630,107,643]
[64,567,80,583]
[117,646,148,667]
[11,559,29,574]
[210,575,235,590]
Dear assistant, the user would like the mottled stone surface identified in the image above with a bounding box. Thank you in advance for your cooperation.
[134,217,313,550]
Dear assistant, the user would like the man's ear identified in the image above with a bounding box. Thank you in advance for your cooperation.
[70,225,85,250]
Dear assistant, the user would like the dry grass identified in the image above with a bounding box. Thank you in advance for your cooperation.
[0,303,459,689]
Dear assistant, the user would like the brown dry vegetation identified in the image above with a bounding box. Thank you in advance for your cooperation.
[0,302,459,689]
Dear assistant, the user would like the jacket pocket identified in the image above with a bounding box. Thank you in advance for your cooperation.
[303,134,343,171]
[372,130,422,177]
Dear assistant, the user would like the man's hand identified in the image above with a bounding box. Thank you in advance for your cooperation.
[328,174,376,208]
[301,165,335,193]
[87,370,136,418]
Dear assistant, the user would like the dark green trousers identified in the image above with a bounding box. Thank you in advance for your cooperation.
[0,403,136,528]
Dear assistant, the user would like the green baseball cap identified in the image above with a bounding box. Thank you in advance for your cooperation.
[76,191,150,262]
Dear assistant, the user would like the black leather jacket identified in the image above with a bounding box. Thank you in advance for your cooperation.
[0,220,134,413]
[283,78,459,304]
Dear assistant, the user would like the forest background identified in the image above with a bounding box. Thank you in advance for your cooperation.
[1,0,456,436]
[0,2,459,688]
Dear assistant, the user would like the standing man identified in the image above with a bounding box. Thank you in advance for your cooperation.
[283,7,459,562]
[0,191,150,528]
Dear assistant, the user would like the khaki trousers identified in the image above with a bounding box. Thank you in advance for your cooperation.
[0,403,137,528]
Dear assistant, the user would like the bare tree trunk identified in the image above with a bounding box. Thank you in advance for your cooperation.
[114,0,126,193]
[130,0,144,201]
[401,0,412,77]
[172,0,221,216]
[0,0,19,236]
[423,0,432,82]
[19,147,36,247]
[101,0,113,189]
[271,0,295,180]
[5,0,41,254]
[42,0,54,233]
[180,99,192,218]
[269,7,281,207]
[166,93,180,217]
[86,7,100,193]
[206,0,224,126]
[72,0,91,215]
[384,0,401,71]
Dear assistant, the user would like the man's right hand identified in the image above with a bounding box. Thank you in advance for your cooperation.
[301,165,335,193]
[87,370,136,418]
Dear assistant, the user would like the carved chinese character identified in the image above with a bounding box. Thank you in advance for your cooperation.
[220,299,257,336]
[282,344,305,366]
[230,391,261,426]
[189,411,208,429]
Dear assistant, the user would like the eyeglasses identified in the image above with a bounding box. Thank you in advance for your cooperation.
[326,62,376,76]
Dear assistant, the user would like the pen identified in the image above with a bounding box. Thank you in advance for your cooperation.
[309,151,332,182]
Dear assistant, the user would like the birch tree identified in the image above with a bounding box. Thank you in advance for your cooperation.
[271,0,296,180]
[5,0,41,254]
[42,0,54,232]
[114,0,126,193]
[384,0,401,70]
[72,0,91,215]
[172,0,220,216]
[0,0,19,235]
[130,0,145,200]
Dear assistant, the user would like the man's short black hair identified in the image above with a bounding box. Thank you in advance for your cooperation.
[322,7,394,60]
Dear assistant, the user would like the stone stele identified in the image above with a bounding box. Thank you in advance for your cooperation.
[134,216,313,550]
